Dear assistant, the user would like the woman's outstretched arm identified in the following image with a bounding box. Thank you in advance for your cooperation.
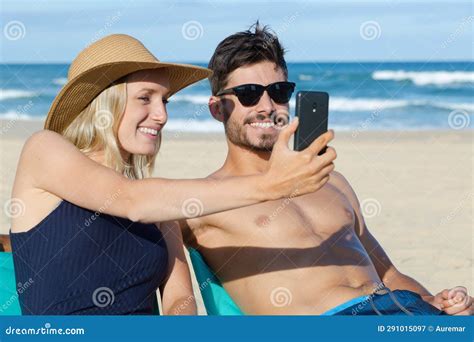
[16,120,335,223]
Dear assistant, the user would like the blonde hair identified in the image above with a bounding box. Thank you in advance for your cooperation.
[62,79,160,179]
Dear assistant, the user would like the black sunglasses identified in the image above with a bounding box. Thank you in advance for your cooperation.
[216,81,296,107]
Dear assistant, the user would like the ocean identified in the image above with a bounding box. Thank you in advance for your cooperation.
[0,62,472,132]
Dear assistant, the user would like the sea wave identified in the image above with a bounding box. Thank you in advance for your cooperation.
[172,94,210,105]
[0,112,470,132]
[0,113,225,132]
[372,70,474,86]
[0,111,43,120]
[172,94,474,112]
[330,97,406,111]
[331,97,473,112]
[0,89,37,101]
[298,74,314,81]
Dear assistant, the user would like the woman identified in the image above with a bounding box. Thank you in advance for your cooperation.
[9,34,335,315]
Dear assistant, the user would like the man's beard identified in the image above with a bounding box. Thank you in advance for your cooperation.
[223,110,277,152]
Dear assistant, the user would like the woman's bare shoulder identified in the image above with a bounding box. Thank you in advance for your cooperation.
[11,130,69,232]
[20,129,70,159]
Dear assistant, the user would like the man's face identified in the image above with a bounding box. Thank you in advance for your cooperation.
[217,61,290,152]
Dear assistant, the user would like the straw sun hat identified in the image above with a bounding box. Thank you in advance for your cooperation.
[44,34,212,133]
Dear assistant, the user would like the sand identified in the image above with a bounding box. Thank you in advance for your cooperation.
[1,119,472,314]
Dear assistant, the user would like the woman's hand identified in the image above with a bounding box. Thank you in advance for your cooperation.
[262,118,336,200]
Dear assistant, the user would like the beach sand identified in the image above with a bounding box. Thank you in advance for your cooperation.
[1,119,472,314]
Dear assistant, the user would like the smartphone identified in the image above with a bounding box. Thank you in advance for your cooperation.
[293,91,329,154]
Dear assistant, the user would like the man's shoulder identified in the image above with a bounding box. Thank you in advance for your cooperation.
[326,170,357,200]
[327,170,360,208]
[327,170,350,189]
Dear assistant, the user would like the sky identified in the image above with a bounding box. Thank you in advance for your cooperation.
[1,0,472,63]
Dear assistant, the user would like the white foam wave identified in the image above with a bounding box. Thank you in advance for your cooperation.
[0,114,223,132]
[172,94,210,105]
[0,111,43,120]
[330,98,473,112]
[329,97,408,111]
[433,102,474,112]
[298,74,313,81]
[171,94,473,112]
[372,70,474,86]
[0,89,37,101]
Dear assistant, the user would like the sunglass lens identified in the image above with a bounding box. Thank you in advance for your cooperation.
[235,85,264,106]
[268,82,295,104]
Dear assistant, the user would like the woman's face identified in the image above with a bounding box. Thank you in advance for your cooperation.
[117,69,170,157]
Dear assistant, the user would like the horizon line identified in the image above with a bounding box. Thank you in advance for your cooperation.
[1,60,473,65]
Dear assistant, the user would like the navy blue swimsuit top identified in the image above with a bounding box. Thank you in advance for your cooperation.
[10,200,168,315]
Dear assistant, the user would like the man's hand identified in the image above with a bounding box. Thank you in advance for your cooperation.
[428,286,473,315]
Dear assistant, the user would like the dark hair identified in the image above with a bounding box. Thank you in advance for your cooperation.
[208,21,288,95]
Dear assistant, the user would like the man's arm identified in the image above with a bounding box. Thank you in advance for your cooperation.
[328,171,431,297]
[330,171,473,315]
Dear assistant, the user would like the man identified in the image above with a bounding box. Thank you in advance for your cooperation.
[175,23,472,315]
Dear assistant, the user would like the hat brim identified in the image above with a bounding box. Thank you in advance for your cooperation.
[44,61,212,133]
